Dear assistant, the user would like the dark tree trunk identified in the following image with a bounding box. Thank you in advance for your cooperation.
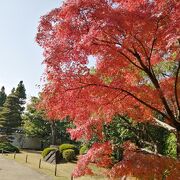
[51,121,57,145]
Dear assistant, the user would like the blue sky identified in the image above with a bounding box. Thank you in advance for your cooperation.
[0,0,62,98]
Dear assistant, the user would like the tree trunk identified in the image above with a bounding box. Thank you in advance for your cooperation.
[51,121,56,145]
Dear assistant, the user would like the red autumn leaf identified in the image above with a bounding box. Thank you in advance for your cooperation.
[36,0,180,178]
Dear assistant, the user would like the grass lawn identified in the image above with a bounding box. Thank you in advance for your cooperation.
[1,150,108,180]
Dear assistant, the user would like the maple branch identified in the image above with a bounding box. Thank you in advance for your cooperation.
[126,48,172,121]
[94,38,117,46]
[126,48,147,70]
[125,18,175,123]
[127,46,176,123]
[93,42,173,119]
[133,35,149,60]
[147,17,163,76]
[102,93,127,106]
[149,77,176,123]
[93,37,144,71]
[149,37,157,61]
[65,82,169,120]
[161,72,171,78]
[146,37,157,77]
[117,50,144,71]
[120,89,168,119]
[147,71,177,123]
[103,30,121,44]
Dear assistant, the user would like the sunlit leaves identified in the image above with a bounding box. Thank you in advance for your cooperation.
[37,0,180,178]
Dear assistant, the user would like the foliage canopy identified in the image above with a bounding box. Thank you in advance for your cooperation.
[37,0,180,178]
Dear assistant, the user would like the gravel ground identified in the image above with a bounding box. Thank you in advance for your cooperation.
[0,156,52,180]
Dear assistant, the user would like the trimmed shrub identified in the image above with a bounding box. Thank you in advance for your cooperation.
[80,145,88,155]
[62,149,76,162]
[41,147,57,158]
[59,144,78,154]
[0,142,19,153]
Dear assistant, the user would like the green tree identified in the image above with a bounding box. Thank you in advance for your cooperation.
[23,96,51,146]
[0,86,7,108]
[0,92,22,141]
[0,82,26,142]
[80,115,177,161]
[23,96,72,147]
[103,115,177,160]
[15,81,26,111]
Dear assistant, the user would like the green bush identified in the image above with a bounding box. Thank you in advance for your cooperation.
[62,149,76,162]
[41,147,57,158]
[0,142,19,153]
[80,145,88,155]
[163,133,177,158]
[59,144,78,154]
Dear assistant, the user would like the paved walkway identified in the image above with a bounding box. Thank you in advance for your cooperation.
[0,156,52,180]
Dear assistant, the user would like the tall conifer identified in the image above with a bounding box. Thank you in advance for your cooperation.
[0,81,26,141]
[0,86,7,108]
[0,92,21,141]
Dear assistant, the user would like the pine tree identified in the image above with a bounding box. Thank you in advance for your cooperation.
[0,92,22,141]
[0,86,7,108]
[0,82,26,142]
[15,81,26,109]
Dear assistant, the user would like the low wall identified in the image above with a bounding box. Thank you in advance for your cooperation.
[12,133,42,150]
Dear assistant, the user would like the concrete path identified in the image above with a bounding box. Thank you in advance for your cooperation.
[0,156,52,180]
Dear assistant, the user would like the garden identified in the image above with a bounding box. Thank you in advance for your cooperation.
[0,0,180,179]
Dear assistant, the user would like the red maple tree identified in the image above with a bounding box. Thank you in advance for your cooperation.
[36,0,180,178]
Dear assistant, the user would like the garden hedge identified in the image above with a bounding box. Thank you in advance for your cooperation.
[41,147,57,158]
[62,149,76,162]
[59,144,79,154]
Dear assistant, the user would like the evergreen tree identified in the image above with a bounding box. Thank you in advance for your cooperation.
[0,86,7,108]
[0,82,26,142]
[15,81,26,110]
[0,92,22,141]
[11,88,15,94]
